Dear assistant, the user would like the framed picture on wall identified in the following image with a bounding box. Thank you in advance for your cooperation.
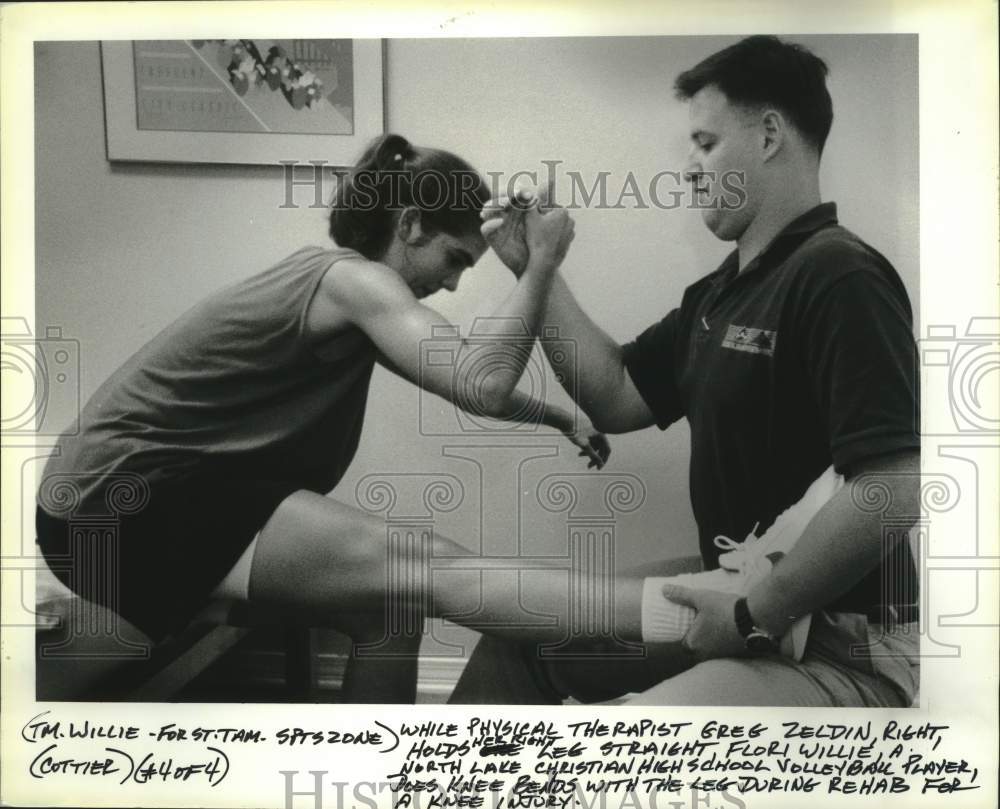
[100,39,384,165]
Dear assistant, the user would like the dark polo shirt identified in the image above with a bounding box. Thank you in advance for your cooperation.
[623,202,919,613]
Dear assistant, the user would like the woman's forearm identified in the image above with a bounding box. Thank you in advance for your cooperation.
[451,259,558,415]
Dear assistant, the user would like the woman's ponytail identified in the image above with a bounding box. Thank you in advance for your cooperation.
[371,133,414,171]
[329,133,489,261]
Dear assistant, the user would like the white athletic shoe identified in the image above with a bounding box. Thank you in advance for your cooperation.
[642,466,845,660]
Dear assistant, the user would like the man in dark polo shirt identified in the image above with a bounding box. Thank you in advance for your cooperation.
[451,35,920,706]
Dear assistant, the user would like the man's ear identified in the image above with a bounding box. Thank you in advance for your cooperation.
[761,109,785,162]
[397,206,424,244]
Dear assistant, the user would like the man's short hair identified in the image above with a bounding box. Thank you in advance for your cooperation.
[674,35,834,154]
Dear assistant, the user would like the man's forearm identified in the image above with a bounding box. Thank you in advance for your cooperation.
[539,272,629,418]
[746,450,920,637]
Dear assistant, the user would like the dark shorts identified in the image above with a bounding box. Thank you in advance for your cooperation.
[36,477,303,643]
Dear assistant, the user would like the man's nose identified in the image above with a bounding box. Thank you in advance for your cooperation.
[442,272,462,292]
[683,147,703,183]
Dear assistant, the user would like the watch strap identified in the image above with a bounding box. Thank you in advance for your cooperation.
[734,597,780,653]
[733,596,756,637]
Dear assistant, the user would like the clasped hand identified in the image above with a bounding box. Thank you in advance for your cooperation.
[662,585,747,661]
[480,187,574,276]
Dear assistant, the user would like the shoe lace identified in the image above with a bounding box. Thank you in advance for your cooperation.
[713,522,762,574]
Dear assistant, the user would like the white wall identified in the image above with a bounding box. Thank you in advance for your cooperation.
[35,36,918,584]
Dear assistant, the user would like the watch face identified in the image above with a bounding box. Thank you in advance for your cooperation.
[746,631,779,654]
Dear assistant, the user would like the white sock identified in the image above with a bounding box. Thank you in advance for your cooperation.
[641,576,696,642]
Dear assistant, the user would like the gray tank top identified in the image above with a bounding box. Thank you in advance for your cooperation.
[41,245,376,515]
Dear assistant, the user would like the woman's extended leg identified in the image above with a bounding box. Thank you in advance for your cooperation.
[247,490,647,640]
[448,557,703,704]
[237,490,667,700]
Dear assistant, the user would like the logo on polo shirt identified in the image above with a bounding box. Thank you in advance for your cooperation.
[722,324,777,356]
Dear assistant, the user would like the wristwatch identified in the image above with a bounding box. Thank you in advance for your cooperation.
[734,597,780,654]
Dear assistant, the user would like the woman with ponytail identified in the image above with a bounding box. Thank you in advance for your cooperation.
[36,133,605,701]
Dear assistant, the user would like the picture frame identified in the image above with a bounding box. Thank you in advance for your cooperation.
[100,39,385,165]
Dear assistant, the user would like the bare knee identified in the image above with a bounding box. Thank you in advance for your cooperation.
[249,491,401,612]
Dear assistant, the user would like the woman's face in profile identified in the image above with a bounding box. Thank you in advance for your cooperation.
[402,227,487,299]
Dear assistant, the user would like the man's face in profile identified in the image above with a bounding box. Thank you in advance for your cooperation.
[684,84,762,242]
